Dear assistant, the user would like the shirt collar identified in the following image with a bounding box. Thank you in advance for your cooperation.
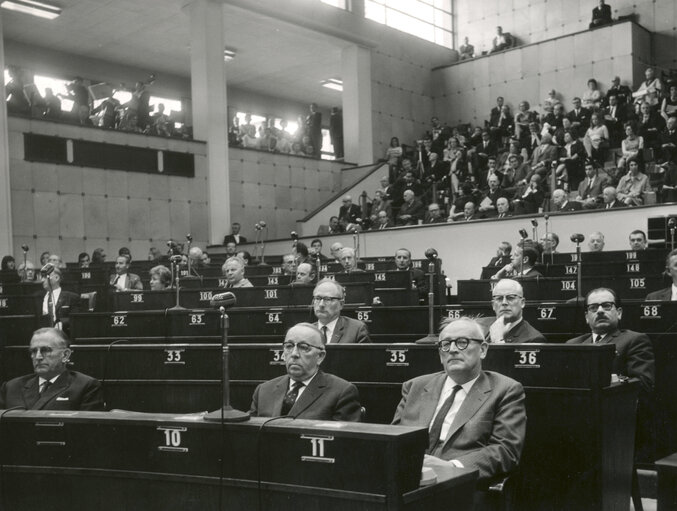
[445,373,481,395]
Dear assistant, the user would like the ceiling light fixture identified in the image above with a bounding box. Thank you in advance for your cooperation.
[224,49,236,62]
[321,78,343,92]
[1,0,62,19]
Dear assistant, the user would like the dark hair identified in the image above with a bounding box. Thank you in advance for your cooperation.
[311,238,322,246]
[584,288,621,308]
[78,252,89,262]
[522,247,539,266]
[630,229,647,242]
[149,265,172,287]
[1,255,15,270]
[237,251,253,265]
[295,242,309,258]
[91,248,105,264]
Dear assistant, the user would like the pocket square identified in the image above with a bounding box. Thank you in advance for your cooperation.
[56,397,69,401]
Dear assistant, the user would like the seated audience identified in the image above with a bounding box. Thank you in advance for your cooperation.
[496,197,512,219]
[513,175,545,215]
[603,94,627,146]
[396,190,425,226]
[110,255,143,291]
[372,210,394,230]
[552,188,582,212]
[0,328,104,411]
[487,242,512,268]
[394,248,426,298]
[424,203,445,224]
[491,246,542,279]
[661,85,677,122]
[480,278,546,343]
[491,26,514,53]
[369,190,392,226]
[291,262,315,286]
[605,75,633,107]
[455,201,478,221]
[576,161,609,208]
[478,175,507,217]
[459,36,475,60]
[392,316,526,483]
[583,113,609,167]
[249,323,362,421]
[282,254,297,276]
[330,242,344,263]
[18,261,36,282]
[633,68,662,109]
[646,249,677,301]
[618,122,644,171]
[312,279,370,344]
[588,231,606,251]
[556,130,586,190]
[220,256,253,288]
[149,265,172,291]
[540,232,560,256]
[36,265,80,333]
[339,195,361,226]
[616,157,651,206]
[339,247,363,273]
[568,97,591,132]
[637,101,666,153]
[582,78,603,109]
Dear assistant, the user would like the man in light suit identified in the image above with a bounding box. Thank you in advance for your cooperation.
[0,327,104,411]
[392,317,526,482]
[249,323,362,420]
[566,287,655,460]
[479,278,546,343]
[312,278,370,344]
[110,254,143,291]
[646,249,677,301]
[35,265,81,333]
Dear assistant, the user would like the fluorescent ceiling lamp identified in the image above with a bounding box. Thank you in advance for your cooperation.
[321,78,343,92]
[224,49,236,62]
[1,0,62,19]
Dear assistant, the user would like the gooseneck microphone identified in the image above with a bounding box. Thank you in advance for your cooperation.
[209,292,237,308]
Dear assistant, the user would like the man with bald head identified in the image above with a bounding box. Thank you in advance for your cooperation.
[588,232,605,252]
[338,195,361,226]
[329,242,344,263]
[221,256,253,288]
[480,279,546,343]
[455,201,477,221]
[0,328,104,410]
[600,186,625,209]
[552,188,582,212]
[396,189,425,226]
[313,278,370,344]
[291,262,315,286]
[392,317,526,482]
[496,197,512,219]
[249,323,362,421]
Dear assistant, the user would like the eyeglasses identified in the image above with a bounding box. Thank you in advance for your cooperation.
[29,346,65,357]
[438,338,484,352]
[313,296,341,304]
[492,294,522,304]
[586,302,616,313]
[282,342,325,354]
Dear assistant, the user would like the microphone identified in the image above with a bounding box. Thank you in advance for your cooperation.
[186,233,193,242]
[518,228,528,239]
[531,218,538,227]
[21,244,29,252]
[209,292,237,308]
[425,248,439,261]
[570,233,585,243]
[169,255,183,264]
[669,218,676,228]
[259,220,267,228]
[40,263,55,276]
[543,214,549,221]
[290,231,298,240]
[167,240,177,247]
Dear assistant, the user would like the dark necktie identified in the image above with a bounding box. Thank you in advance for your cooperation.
[112,275,120,288]
[40,380,52,394]
[593,334,604,344]
[281,381,304,416]
[321,325,328,344]
[428,385,463,452]
[47,293,55,322]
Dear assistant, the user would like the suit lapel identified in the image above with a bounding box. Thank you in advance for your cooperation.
[420,373,447,427]
[444,373,491,446]
[330,317,344,345]
[289,371,325,417]
[22,376,40,409]
[32,372,71,410]
[271,376,290,416]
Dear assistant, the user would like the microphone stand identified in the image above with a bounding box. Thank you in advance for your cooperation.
[416,258,438,344]
[205,305,250,422]
[45,275,55,327]
[316,253,322,282]
[259,226,269,266]
[169,257,186,311]
[254,227,261,261]
[670,220,676,251]
[353,229,360,261]
[22,247,28,282]
[575,238,583,303]
[186,236,193,278]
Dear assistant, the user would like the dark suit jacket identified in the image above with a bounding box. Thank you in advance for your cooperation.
[249,370,362,421]
[321,316,370,344]
[396,199,426,225]
[600,199,626,209]
[477,317,546,343]
[577,176,609,200]
[566,329,654,396]
[558,200,583,212]
[568,108,591,130]
[338,203,362,224]
[392,371,526,482]
[223,234,248,245]
[645,287,674,301]
[110,272,143,290]
[591,4,612,26]
[0,370,104,411]
[35,289,81,329]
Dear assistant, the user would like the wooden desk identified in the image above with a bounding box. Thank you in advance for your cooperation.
[0,411,477,511]
[657,452,677,511]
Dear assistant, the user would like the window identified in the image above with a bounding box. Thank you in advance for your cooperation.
[33,74,74,111]
[364,0,452,48]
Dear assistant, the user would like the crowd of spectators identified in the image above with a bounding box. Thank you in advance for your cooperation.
[5,66,192,139]
[228,102,344,160]
[319,67,677,232]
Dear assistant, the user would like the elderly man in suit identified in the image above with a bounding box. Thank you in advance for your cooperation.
[0,327,104,410]
[312,278,370,344]
[36,265,80,333]
[110,254,143,291]
[567,287,655,460]
[249,323,362,420]
[646,249,677,301]
[392,316,526,482]
[480,278,546,343]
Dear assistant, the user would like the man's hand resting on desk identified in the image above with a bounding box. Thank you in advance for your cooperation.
[424,454,464,469]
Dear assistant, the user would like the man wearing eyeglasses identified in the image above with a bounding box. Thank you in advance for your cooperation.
[249,323,362,420]
[392,317,526,482]
[312,279,370,344]
[480,279,546,343]
[0,328,104,411]
[566,288,655,459]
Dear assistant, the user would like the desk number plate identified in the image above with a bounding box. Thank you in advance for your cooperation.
[158,426,188,453]
[300,434,335,463]
[514,349,540,369]
[386,348,409,367]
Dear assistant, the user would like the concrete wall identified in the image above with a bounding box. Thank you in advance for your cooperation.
[432,21,650,127]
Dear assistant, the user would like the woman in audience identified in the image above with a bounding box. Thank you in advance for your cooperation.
[661,85,677,122]
[385,137,402,167]
[618,122,644,171]
[444,136,467,195]
[1,256,16,271]
[149,265,172,291]
[583,113,609,166]
[617,157,651,206]
[0,256,20,284]
[556,130,586,191]
[91,248,106,265]
[582,78,603,109]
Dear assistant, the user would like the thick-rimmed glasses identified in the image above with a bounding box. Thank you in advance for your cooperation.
[282,342,325,354]
[438,338,484,352]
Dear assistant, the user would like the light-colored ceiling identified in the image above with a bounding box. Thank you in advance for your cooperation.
[1,0,347,105]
